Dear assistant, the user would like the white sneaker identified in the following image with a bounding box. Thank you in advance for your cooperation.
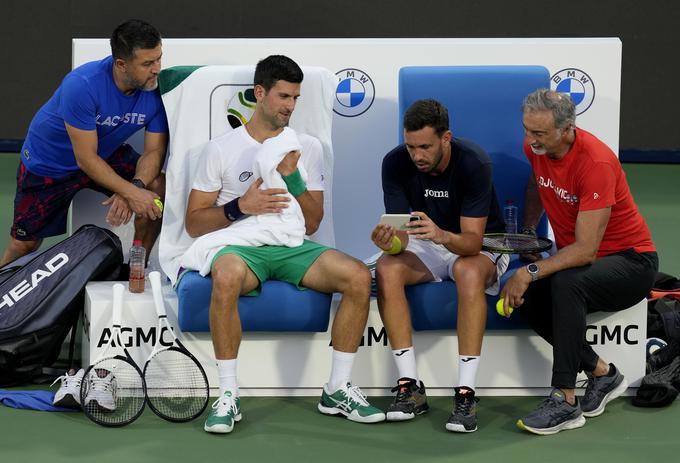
[83,369,117,411]
[51,369,85,408]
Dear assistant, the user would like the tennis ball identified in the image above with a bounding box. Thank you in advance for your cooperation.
[154,198,164,213]
[496,298,514,317]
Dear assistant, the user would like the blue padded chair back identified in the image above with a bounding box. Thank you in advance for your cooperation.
[398,66,551,331]
[399,66,550,235]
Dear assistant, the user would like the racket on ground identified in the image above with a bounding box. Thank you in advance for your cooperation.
[80,283,146,427]
[482,233,553,254]
[144,271,210,422]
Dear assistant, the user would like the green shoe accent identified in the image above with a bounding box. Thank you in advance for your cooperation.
[204,391,242,434]
[318,382,385,424]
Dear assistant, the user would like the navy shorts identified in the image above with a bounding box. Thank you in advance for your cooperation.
[11,144,140,241]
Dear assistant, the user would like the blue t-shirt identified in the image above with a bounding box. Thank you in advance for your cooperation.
[382,137,504,234]
[20,56,168,177]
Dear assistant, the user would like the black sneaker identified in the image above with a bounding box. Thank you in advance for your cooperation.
[580,363,628,417]
[517,389,585,435]
[445,387,479,433]
[386,377,429,421]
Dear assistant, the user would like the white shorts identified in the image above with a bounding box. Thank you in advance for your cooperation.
[405,238,510,296]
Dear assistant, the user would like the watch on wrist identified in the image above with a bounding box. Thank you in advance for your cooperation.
[526,263,540,282]
[521,226,537,237]
[131,178,146,189]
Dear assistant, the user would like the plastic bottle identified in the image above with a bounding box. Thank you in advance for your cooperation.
[128,240,146,293]
[503,199,518,234]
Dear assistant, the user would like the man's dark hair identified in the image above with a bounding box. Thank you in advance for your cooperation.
[254,55,304,91]
[110,19,161,61]
[403,99,450,136]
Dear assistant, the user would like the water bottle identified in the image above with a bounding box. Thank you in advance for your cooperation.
[503,199,518,234]
[128,240,146,293]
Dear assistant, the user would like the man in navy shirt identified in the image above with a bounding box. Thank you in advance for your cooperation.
[1,19,168,267]
[370,99,507,433]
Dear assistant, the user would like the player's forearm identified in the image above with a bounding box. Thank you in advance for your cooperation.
[295,191,323,235]
[523,176,544,230]
[441,230,483,256]
[530,241,598,280]
[76,152,136,198]
[134,146,166,186]
[185,206,233,238]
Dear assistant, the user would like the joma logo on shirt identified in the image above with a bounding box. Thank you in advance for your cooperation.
[424,189,448,198]
[96,112,147,127]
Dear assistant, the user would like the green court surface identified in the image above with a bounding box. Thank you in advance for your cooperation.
[0,394,678,463]
[0,156,679,460]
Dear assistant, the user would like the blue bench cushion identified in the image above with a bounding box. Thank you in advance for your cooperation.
[176,271,332,332]
[406,259,528,331]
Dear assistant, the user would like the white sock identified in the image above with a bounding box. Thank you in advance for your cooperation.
[392,346,418,381]
[217,359,238,397]
[458,355,480,391]
[328,350,356,391]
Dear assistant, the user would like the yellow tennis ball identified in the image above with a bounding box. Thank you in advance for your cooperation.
[496,298,514,317]
[154,198,164,213]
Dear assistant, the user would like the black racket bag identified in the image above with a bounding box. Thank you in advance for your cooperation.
[0,225,122,386]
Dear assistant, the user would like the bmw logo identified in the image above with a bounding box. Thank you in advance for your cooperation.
[551,68,595,115]
[333,68,375,117]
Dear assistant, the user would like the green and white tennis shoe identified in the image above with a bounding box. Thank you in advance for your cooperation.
[204,390,242,434]
[318,382,385,423]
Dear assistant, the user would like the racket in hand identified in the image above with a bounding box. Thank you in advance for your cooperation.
[482,233,552,255]
[80,283,146,427]
[144,271,210,422]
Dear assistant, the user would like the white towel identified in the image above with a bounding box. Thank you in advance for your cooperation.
[179,128,308,276]
[157,65,337,285]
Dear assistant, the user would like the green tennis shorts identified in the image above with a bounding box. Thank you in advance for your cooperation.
[210,240,332,296]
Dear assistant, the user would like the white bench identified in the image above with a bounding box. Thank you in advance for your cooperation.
[82,280,647,396]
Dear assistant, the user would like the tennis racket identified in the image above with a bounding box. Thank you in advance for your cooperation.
[80,283,146,427]
[144,271,210,422]
[482,233,553,254]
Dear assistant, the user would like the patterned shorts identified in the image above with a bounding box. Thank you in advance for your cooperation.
[11,144,139,241]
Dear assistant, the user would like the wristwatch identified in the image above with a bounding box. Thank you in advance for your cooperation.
[131,178,146,189]
[526,263,540,282]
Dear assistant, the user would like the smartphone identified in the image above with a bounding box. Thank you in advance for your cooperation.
[380,214,417,231]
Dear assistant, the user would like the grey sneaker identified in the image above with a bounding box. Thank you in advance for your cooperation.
[517,389,585,435]
[580,363,628,417]
[51,368,85,408]
[445,387,478,433]
[386,377,429,421]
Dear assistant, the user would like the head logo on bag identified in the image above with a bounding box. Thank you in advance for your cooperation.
[0,253,69,310]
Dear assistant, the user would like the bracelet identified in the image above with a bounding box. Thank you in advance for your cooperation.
[282,169,307,197]
[131,178,146,189]
[223,197,245,222]
[384,235,402,255]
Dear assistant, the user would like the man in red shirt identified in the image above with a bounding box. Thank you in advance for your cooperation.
[502,89,658,435]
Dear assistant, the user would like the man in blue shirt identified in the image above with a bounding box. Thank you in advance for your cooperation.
[371,99,508,433]
[1,19,168,267]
